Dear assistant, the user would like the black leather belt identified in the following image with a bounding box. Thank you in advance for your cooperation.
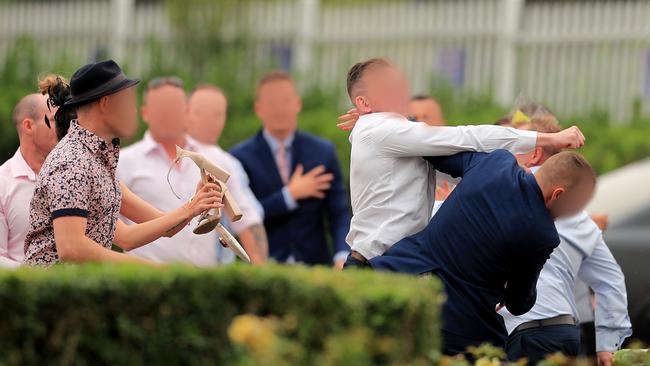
[513,315,576,334]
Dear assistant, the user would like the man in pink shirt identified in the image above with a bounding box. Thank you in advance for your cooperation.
[0,93,58,267]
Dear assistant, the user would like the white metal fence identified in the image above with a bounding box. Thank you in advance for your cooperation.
[2,0,650,121]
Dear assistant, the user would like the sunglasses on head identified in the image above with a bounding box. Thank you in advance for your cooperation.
[44,97,56,129]
[147,76,184,91]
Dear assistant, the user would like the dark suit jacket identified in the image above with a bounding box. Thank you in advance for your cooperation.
[230,130,350,265]
[370,150,560,352]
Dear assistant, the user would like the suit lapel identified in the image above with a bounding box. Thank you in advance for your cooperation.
[255,130,285,188]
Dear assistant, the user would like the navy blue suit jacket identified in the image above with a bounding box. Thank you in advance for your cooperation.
[230,130,351,265]
[370,150,560,352]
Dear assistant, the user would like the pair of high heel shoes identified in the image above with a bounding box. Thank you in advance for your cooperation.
[167,146,251,263]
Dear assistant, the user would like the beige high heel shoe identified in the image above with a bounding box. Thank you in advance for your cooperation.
[167,145,250,263]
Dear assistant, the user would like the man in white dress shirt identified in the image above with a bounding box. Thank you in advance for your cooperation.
[118,77,266,265]
[0,93,58,268]
[500,114,631,366]
[186,84,267,257]
[340,58,586,267]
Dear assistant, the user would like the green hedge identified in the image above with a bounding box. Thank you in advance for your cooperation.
[0,264,443,366]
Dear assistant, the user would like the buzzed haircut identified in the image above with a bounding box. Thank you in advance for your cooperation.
[12,94,43,131]
[540,151,597,190]
[256,70,294,99]
[346,58,390,101]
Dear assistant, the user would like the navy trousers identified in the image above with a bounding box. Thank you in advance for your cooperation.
[506,324,581,365]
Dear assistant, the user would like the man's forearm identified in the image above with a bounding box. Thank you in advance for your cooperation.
[238,223,269,263]
[115,207,191,251]
[58,236,157,265]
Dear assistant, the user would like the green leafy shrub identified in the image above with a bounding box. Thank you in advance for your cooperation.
[0,264,443,365]
[613,349,650,366]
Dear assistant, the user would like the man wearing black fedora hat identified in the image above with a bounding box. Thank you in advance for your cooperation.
[24,60,224,267]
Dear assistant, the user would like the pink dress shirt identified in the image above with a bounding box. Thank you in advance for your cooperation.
[0,149,37,268]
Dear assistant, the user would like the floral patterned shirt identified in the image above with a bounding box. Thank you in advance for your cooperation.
[24,120,122,266]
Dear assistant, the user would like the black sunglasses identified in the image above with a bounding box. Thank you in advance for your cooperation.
[44,98,55,129]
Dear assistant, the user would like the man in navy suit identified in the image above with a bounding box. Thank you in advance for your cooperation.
[370,150,597,356]
[231,71,350,267]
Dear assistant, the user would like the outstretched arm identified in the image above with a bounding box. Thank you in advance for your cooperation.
[113,183,223,251]
[337,110,585,156]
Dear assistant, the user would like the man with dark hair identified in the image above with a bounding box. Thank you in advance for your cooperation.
[371,150,597,355]
[409,94,445,126]
[231,71,351,268]
[339,58,586,268]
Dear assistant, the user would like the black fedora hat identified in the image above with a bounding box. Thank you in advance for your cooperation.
[64,59,140,106]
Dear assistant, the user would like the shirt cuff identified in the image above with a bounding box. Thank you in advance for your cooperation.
[512,129,538,154]
[595,329,633,352]
[333,250,350,263]
[282,186,298,211]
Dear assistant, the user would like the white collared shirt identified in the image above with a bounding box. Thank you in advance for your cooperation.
[117,132,262,266]
[0,149,37,268]
[346,112,537,259]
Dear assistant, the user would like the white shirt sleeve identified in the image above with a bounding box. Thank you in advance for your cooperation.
[224,165,263,234]
[577,237,633,352]
[375,120,537,157]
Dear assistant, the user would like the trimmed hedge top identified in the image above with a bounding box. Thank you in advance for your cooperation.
[0,264,443,366]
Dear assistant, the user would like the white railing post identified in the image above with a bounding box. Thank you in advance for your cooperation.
[110,0,135,63]
[494,0,524,107]
[294,0,319,83]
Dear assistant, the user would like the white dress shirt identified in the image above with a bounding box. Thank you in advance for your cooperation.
[117,132,262,266]
[0,149,38,268]
[347,112,537,259]
[500,209,632,352]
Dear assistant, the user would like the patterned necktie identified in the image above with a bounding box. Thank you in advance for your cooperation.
[276,141,289,184]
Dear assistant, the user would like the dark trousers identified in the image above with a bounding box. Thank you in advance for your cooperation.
[443,330,493,358]
[342,253,370,269]
[506,324,580,365]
